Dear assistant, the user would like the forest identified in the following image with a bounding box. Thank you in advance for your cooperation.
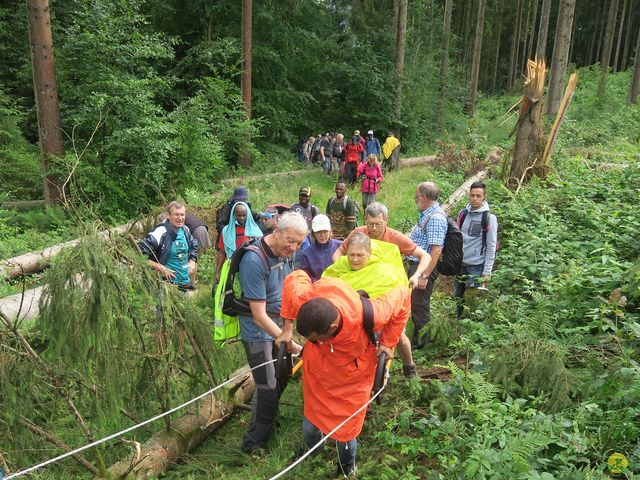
[1,0,640,479]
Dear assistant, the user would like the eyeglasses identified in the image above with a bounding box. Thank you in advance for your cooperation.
[414,194,424,200]
[366,222,385,229]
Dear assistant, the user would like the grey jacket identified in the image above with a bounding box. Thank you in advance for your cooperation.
[458,202,498,275]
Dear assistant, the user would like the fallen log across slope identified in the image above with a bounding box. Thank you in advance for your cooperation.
[2,220,145,279]
[103,367,255,479]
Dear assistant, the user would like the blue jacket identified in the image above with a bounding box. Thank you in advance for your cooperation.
[365,137,381,157]
[139,220,199,266]
[298,239,342,282]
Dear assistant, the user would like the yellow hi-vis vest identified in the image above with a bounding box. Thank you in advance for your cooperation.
[213,258,240,345]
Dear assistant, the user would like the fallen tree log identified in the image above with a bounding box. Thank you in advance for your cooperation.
[2,220,145,279]
[104,366,255,479]
[0,285,44,328]
[397,155,437,169]
[442,170,488,213]
[1,200,46,210]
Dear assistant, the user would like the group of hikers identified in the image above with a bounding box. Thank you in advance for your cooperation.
[138,178,499,477]
[294,130,402,185]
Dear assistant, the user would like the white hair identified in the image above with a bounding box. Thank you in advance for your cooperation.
[278,212,308,235]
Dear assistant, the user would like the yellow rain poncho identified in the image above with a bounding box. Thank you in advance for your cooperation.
[382,135,400,161]
[322,239,407,297]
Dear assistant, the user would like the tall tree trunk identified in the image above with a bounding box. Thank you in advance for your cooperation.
[595,0,609,64]
[466,0,486,114]
[547,0,576,116]
[508,0,524,89]
[26,0,64,206]
[463,0,474,66]
[492,0,504,90]
[629,28,640,103]
[520,0,532,76]
[568,15,576,64]
[614,0,627,71]
[621,0,634,70]
[439,0,454,121]
[394,0,408,123]
[239,0,252,167]
[526,0,539,66]
[597,0,620,98]
[589,3,603,65]
[535,0,551,61]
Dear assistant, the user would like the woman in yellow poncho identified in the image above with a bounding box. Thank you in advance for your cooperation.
[323,232,407,299]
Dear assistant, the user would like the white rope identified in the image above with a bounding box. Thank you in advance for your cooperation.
[5,358,278,479]
[268,384,387,480]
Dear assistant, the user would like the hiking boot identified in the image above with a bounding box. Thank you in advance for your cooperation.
[240,443,268,457]
[403,363,417,378]
[336,462,356,478]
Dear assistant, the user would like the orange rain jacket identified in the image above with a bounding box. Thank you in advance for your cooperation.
[281,271,410,442]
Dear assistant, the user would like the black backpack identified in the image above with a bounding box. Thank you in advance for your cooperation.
[423,209,463,276]
[220,239,286,317]
[457,208,499,256]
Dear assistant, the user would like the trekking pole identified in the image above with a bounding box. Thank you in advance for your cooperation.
[372,351,389,405]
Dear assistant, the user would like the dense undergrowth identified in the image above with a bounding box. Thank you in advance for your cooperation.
[1,69,639,479]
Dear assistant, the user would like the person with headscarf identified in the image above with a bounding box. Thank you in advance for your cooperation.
[216,186,261,236]
[214,201,263,282]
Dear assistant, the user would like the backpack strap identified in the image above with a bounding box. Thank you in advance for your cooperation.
[357,290,377,346]
[480,210,490,255]
[457,208,469,228]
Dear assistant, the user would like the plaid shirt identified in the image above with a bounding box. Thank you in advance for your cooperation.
[408,203,447,260]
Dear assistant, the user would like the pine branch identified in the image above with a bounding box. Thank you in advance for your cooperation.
[18,416,98,475]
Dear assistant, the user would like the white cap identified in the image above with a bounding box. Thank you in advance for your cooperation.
[367,130,374,135]
[311,214,331,232]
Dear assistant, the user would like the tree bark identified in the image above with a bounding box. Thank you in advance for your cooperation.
[466,0,486,115]
[394,0,408,123]
[526,0,539,67]
[597,0,620,98]
[621,0,634,70]
[26,0,65,206]
[438,0,454,122]
[614,0,628,71]
[239,0,252,167]
[510,59,547,188]
[106,367,256,479]
[595,0,609,64]
[547,0,576,116]
[535,0,551,61]
[589,3,603,65]
[508,0,524,89]
[629,28,640,103]
[492,0,504,91]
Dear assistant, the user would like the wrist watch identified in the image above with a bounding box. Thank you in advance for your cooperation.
[418,273,429,279]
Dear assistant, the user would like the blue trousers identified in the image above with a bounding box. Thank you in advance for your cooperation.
[302,417,357,470]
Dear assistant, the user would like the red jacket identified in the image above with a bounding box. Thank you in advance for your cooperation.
[357,161,383,194]
[344,142,363,163]
[281,271,410,442]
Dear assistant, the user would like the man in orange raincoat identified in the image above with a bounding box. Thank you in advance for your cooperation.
[277,270,410,476]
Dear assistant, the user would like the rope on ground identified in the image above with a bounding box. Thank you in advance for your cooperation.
[4,359,278,479]
[268,384,387,480]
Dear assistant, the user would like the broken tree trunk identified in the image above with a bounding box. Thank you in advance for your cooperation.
[2,220,145,278]
[509,59,547,189]
[104,367,255,479]
[542,72,579,168]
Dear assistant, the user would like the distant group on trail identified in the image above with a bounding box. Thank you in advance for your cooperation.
[137,171,499,475]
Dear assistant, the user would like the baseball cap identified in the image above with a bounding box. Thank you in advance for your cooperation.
[299,186,311,196]
[354,129,360,135]
[311,214,331,232]
[367,130,374,135]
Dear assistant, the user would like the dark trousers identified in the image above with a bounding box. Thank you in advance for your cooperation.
[242,341,281,451]
[345,162,358,185]
[407,261,438,347]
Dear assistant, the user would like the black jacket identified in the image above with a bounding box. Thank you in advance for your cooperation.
[139,220,199,266]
